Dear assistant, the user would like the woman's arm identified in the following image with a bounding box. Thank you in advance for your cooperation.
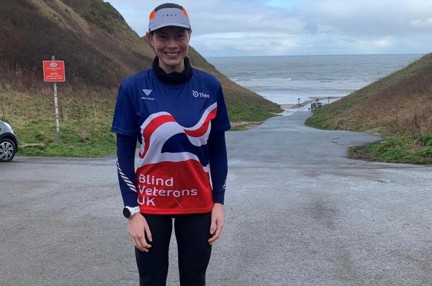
[207,131,228,244]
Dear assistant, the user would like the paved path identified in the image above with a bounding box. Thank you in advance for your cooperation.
[1,112,431,285]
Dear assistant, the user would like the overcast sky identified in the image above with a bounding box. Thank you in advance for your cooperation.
[105,0,432,57]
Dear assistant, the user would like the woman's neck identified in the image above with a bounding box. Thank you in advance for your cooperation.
[152,57,194,84]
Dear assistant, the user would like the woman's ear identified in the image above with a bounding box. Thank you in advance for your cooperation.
[146,32,153,45]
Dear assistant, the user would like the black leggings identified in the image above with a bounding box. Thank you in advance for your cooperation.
[135,212,212,286]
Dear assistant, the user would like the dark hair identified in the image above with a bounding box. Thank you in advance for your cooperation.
[149,27,191,36]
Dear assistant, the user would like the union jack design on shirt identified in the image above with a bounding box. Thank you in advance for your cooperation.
[135,103,218,214]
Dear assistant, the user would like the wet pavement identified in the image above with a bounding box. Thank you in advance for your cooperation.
[1,111,431,285]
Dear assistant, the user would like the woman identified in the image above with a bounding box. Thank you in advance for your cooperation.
[111,3,231,285]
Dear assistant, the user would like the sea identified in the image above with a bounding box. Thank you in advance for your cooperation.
[208,54,423,108]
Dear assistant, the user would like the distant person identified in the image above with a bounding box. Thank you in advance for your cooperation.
[111,3,231,285]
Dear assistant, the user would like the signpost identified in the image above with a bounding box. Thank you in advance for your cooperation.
[43,56,65,143]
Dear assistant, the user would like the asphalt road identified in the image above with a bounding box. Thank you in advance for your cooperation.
[1,111,431,286]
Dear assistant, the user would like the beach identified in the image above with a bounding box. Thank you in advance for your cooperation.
[209,54,421,105]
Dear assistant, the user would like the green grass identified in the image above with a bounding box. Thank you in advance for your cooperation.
[1,87,118,157]
[1,84,278,158]
[17,120,116,157]
[308,106,432,165]
[349,134,432,164]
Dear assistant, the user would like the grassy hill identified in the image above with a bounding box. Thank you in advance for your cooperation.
[0,0,281,157]
[306,53,432,164]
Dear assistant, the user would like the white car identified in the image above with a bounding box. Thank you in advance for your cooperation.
[0,120,19,162]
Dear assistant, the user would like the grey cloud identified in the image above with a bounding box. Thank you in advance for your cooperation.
[107,0,432,56]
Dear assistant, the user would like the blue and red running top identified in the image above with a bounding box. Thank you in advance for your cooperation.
[112,68,231,215]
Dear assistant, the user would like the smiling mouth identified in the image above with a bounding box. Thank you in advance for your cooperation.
[165,51,180,57]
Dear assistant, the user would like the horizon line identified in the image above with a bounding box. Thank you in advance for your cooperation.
[205,53,426,58]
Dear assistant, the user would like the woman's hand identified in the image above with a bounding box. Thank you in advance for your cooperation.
[127,213,152,252]
[208,203,224,245]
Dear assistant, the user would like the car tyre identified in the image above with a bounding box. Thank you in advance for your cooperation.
[0,138,17,162]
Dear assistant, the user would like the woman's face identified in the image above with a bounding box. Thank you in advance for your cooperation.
[147,26,191,74]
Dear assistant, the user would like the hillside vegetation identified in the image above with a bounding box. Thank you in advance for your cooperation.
[306,53,432,164]
[0,0,281,157]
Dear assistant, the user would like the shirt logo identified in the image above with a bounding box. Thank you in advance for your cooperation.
[142,89,155,100]
[143,89,152,96]
[192,90,210,98]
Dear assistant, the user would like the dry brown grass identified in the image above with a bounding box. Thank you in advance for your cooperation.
[308,53,432,137]
[30,0,92,36]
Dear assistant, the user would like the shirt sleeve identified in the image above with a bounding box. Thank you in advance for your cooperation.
[111,80,139,136]
[116,134,138,207]
[211,86,231,132]
[208,130,228,204]
[112,79,140,207]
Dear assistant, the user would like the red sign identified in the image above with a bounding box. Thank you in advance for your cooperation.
[43,60,66,82]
